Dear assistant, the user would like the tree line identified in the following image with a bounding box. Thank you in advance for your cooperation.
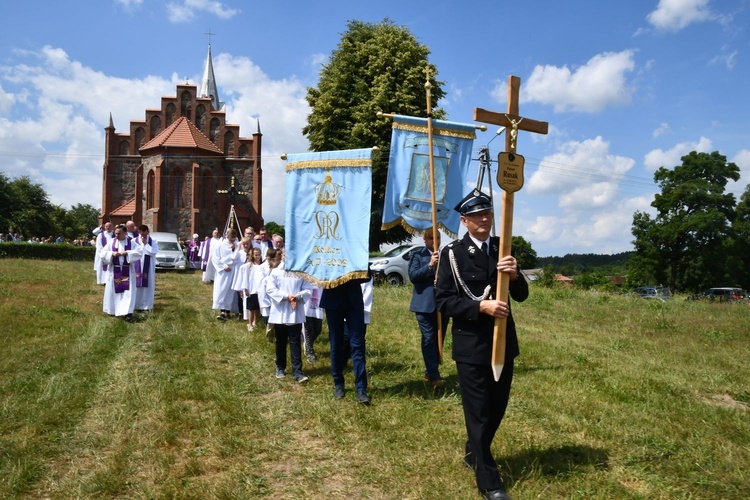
[0,173,100,243]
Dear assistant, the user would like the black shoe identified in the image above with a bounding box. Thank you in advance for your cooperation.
[356,390,370,405]
[333,385,345,399]
[124,314,134,323]
[479,488,511,500]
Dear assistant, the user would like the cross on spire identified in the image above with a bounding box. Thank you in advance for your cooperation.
[204,29,216,46]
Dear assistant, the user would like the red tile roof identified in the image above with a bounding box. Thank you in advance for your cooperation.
[140,116,223,154]
[111,197,136,216]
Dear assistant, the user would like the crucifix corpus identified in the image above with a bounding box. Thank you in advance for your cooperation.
[216,176,247,234]
[474,75,549,381]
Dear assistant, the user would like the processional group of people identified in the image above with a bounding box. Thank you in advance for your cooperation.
[93,220,158,322]
[90,190,527,499]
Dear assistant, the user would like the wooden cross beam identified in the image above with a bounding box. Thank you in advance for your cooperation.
[473,75,549,381]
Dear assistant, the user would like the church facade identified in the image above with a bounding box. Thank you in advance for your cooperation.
[100,44,263,239]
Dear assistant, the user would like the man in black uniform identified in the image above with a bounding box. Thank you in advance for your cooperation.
[435,189,528,500]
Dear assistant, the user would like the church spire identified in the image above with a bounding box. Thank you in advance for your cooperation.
[198,35,224,111]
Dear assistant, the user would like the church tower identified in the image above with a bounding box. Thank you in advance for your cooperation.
[100,42,263,239]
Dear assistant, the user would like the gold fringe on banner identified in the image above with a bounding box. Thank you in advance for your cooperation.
[381,217,458,240]
[288,270,370,289]
[286,158,372,172]
[392,121,476,140]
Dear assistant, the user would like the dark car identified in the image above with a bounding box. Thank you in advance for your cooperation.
[700,287,748,303]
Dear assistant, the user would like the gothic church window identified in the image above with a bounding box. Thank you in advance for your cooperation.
[147,170,155,209]
[224,131,235,156]
[239,144,248,158]
[210,117,220,144]
[166,103,176,126]
[135,127,146,151]
[180,91,192,120]
[196,104,206,132]
[171,168,185,208]
[150,116,161,139]
[119,140,130,156]
[201,171,213,208]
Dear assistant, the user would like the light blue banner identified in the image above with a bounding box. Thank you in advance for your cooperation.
[285,149,372,287]
[382,115,477,237]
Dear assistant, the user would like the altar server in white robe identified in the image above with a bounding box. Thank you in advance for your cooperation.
[212,228,240,320]
[201,228,222,283]
[101,224,141,321]
[94,222,114,285]
[134,224,158,312]
[266,264,314,382]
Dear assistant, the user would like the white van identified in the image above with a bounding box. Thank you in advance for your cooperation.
[150,232,187,271]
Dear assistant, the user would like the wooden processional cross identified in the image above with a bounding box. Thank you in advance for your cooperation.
[216,176,247,231]
[474,75,549,381]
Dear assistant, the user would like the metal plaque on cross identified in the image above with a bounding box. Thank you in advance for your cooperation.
[497,152,525,193]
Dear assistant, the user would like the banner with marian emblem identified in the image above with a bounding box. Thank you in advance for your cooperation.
[381,114,477,237]
[284,148,372,287]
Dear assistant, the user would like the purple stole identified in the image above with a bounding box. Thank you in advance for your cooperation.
[135,236,152,287]
[112,238,131,294]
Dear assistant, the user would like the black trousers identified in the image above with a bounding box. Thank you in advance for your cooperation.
[274,324,303,377]
[455,359,514,491]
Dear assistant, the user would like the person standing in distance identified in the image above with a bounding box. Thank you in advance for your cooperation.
[435,189,528,500]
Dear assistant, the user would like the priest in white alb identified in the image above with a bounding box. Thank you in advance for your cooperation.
[101,224,142,322]
[134,224,158,312]
[212,228,240,320]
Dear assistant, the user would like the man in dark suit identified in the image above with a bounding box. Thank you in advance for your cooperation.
[408,227,448,387]
[435,189,528,500]
[320,276,371,404]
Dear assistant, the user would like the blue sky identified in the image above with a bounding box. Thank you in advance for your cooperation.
[1,0,748,257]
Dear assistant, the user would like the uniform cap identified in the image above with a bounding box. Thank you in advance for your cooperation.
[454,188,493,215]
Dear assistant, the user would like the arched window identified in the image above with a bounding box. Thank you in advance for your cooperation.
[166,103,176,126]
[134,127,146,151]
[195,104,206,132]
[150,116,161,139]
[180,91,192,120]
[201,171,213,208]
[238,144,248,158]
[119,140,130,156]
[224,131,235,156]
[210,117,220,144]
[147,170,155,209]
[171,168,185,208]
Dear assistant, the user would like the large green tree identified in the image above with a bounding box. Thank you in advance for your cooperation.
[630,151,740,292]
[303,19,446,251]
[730,184,750,290]
[1,175,56,239]
[511,235,538,269]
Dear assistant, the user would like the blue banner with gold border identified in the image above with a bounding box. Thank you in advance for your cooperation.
[382,115,477,237]
[284,149,372,288]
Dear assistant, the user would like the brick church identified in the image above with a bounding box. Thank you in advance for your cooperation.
[100,43,263,238]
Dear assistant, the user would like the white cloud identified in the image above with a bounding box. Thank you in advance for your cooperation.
[652,122,670,138]
[114,0,143,7]
[214,52,311,224]
[522,50,636,113]
[729,149,750,196]
[0,83,15,114]
[167,0,240,23]
[0,46,310,227]
[647,0,713,32]
[526,136,635,204]
[643,136,712,171]
[709,47,737,70]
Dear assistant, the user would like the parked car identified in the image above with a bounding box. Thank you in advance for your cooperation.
[368,244,424,286]
[631,285,671,301]
[695,287,748,303]
[150,232,187,271]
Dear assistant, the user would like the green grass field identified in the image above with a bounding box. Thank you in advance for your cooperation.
[1,259,748,498]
